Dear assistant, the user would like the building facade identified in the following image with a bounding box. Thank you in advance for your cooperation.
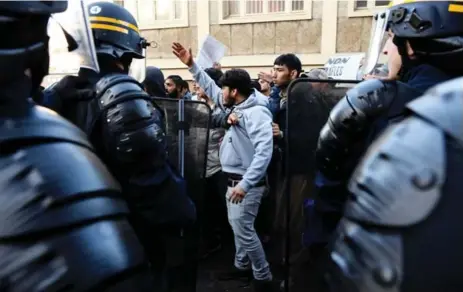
[42,0,389,86]
[119,0,389,79]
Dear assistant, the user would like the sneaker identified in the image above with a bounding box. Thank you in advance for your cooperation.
[216,267,253,281]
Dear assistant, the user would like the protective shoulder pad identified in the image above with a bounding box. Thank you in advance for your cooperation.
[346,115,445,227]
[0,105,92,150]
[95,73,151,109]
[316,80,395,179]
[407,77,463,145]
[0,152,151,291]
[326,79,398,140]
[344,79,421,119]
[344,79,392,117]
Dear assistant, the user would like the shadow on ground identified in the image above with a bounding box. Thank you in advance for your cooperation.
[197,244,254,292]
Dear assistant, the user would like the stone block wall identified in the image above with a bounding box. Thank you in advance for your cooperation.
[208,0,323,56]
[208,19,322,56]
[141,27,198,59]
[336,2,372,53]
[141,1,375,60]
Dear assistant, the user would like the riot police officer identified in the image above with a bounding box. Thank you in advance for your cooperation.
[313,0,463,242]
[326,76,463,291]
[41,2,196,291]
[0,1,154,290]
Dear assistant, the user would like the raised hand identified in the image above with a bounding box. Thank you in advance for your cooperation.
[172,42,194,67]
[258,71,273,83]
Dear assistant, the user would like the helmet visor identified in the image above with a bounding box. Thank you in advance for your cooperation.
[129,48,146,82]
[48,0,99,74]
[362,10,390,76]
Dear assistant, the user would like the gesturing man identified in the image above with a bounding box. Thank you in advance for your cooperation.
[172,43,275,291]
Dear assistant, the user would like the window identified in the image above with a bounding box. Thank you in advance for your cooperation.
[348,0,389,17]
[114,0,189,29]
[218,0,312,24]
[354,0,389,9]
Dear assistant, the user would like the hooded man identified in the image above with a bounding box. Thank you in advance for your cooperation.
[143,66,167,97]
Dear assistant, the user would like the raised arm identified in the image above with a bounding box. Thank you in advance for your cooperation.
[172,42,225,110]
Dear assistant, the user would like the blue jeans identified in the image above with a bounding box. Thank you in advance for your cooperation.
[226,186,272,280]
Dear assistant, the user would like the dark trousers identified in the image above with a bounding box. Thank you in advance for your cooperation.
[256,149,282,239]
[128,179,203,292]
[133,224,198,292]
[128,214,171,291]
[167,178,203,292]
[256,194,272,238]
[201,171,229,246]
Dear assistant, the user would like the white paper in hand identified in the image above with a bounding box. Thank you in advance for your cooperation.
[196,35,227,69]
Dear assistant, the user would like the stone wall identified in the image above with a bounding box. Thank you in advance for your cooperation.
[335,2,372,53]
[141,27,198,59]
[140,1,198,59]
[208,20,322,56]
[207,0,323,56]
[140,1,377,62]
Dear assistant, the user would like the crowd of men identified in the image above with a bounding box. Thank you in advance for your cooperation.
[142,45,343,288]
[0,0,462,292]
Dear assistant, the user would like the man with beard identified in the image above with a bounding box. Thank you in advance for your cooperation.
[143,66,167,98]
[172,42,277,292]
[165,75,186,99]
[192,67,231,259]
[0,0,155,290]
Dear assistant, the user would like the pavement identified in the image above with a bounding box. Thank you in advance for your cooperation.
[197,244,255,292]
[196,241,326,292]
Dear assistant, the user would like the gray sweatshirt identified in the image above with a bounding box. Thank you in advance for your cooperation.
[189,63,273,192]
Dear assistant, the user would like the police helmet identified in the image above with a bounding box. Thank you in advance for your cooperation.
[363,0,463,75]
[87,2,147,62]
[0,1,67,15]
[0,1,67,92]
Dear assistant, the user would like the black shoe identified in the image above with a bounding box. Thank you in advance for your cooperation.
[252,279,280,292]
[216,267,252,281]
